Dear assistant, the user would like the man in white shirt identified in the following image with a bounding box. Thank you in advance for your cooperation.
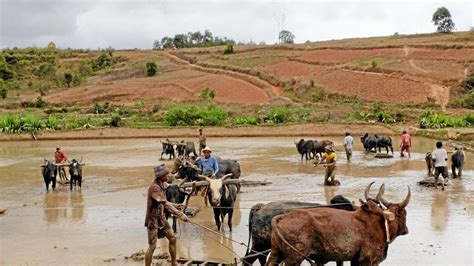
[343,132,354,162]
[431,141,448,190]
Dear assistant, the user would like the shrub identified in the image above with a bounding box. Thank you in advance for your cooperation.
[233,116,258,125]
[146,61,157,76]
[200,87,215,100]
[90,53,114,71]
[463,73,474,91]
[45,115,60,130]
[267,106,293,124]
[0,114,24,133]
[109,113,122,127]
[0,79,6,99]
[371,60,378,68]
[36,63,56,79]
[419,110,471,128]
[310,88,326,102]
[164,104,228,126]
[64,72,73,87]
[93,102,110,114]
[224,44,234,54]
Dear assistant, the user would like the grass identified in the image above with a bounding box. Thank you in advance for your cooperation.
[419,110,472,129]
[346,56,394,70]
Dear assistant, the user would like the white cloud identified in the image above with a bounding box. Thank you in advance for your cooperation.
[0,0,472,49]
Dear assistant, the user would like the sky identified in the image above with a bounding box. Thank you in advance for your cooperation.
[0,0,473,49]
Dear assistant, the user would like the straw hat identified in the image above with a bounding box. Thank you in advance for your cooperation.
[202,146,212,152]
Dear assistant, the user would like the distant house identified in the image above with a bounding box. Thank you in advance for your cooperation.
[47,41,56,49]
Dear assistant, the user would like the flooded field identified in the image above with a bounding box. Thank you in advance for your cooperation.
[0,137,473,265]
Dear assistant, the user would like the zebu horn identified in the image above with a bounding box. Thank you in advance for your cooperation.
[379,189,392,207]
[399,186,411,208]
[293,139,298,144]
[364,181,376,200]
[198,174,212,182]
[222,173,233,181]
[375,183,385,202]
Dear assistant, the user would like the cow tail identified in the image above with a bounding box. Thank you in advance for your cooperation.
[245,203,264,256]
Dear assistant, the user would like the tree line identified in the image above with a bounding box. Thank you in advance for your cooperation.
[153,30,235,49]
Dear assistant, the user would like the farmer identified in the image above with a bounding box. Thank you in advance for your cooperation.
[145,164,188,266]
[315,145,338,185]
[54,146,69,181]
[400,130,412,158]
[343,132,354,162]
[198,128,207,156]
[431,141,449,191]
[198,146,219,178]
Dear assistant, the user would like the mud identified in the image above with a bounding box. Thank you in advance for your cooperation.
[0,137,473,265]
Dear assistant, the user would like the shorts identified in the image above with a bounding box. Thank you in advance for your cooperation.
[434,167,448,180]
[401,145,410,153]
[147,221,171,245]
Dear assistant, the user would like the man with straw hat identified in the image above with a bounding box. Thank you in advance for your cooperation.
[145,164,188,266]
[198,146,219,178]
[315,145,339,185]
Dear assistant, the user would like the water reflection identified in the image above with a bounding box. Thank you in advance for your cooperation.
[323,185,339,204]
[70,191,85,222]
[430,192,449,231]
[43,191,85,223]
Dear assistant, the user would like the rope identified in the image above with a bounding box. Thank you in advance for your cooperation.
[187,220,247,247]
[200,202,353,210]
[187,220,246,261]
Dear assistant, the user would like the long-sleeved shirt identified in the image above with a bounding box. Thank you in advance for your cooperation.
[199,155,219,176]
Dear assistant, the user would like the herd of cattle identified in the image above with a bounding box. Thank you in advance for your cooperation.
[38,133,466,265]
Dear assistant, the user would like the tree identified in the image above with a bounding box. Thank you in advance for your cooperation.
[173,34,188,48]
[432,7,455,33]
[279,30,295,44]
[161,37,174,49]
[146,62,157,76]
[152,40,162,50]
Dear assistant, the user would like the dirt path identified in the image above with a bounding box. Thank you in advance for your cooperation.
[404,46,449,109]
[409,59,428,73]
[430,84,450,111]
[162,51,295,104]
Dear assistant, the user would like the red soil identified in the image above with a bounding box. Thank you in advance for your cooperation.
[45,79,193,105]
[258,61,328,81]
[408,48,474,62]
[298,48,405,63]
[382,60,466,81]
[178,74,270,104]
[46,73,270,106]
[311,69,432,103]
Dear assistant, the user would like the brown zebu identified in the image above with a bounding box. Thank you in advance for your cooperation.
[267,183,410,265]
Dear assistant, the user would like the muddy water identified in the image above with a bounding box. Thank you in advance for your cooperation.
[0,137,473,265]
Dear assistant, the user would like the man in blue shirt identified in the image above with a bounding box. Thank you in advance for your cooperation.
[198,146,219,177]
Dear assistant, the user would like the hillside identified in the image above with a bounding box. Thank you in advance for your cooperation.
[1,32,473,131]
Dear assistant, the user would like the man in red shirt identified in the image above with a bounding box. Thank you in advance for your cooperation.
[55,147,68,163]
[55,147,69,181]
[400,130,412,158]
[145,164,188,266]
